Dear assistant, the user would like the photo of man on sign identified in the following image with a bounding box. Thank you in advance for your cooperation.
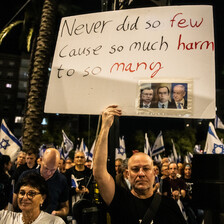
[171,84,188,109]
[139,87,155,108]
[138,82,191,115]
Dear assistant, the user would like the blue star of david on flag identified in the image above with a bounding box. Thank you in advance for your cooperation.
[204,122,224,154]
[115,136,126,160]
[212,144,224,154]
[0,139,10,150]
[117,146,125,156]
[0,119,22,162]
[60,130,74,159]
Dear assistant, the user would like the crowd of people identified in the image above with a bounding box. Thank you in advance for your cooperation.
[0,105,205,224]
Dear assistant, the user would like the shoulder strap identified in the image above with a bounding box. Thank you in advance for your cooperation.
[141,193,162,224]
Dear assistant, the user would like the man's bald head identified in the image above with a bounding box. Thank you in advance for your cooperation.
[40,148,60,180]
[128,152,154,169]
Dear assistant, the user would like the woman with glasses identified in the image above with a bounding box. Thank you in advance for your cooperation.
[0,172,65,223]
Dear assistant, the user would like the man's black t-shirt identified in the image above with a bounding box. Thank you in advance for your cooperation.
[65,166,93,214]
[162,177,186,198]
[108,185,187,224]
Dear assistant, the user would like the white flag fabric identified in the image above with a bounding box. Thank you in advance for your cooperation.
[171,139,178,163]
[177,199,188,221]
[204,122,224,154]
[157,154,162,163]
[215,115,224,129]
[60,130,74,159]
[79,138,89,159]
[151,131,165,157]
[0,119,22,163]
[184,152,193,163]
[169,153,175,163]
[115,136,126,160]
[194,145,202,154]
[39,144,47,158]
[88,139,95,161]
[71,174,79,188]
[154,154,162,163]
[184,155,190,163]
[144,133,151,157]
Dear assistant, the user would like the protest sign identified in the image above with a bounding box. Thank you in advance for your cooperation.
[45,5,215,118]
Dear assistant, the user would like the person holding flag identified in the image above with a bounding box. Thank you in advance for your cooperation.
[65,150,93,216]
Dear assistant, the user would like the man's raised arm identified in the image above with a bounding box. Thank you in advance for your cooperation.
[93,105,122,206]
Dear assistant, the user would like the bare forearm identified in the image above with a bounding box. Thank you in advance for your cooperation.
[52,201,69,217]
[93,126,110,179]
[93,105,121,205]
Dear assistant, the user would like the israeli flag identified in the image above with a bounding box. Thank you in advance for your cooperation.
[151,131,165,157]
[115,136,126,160]
[204,122,224,154]
[60,130,74,159]
[71,174,79,188]
[0,119,22,162]
[154,154,162,163]
[39,144,47,158]
[88,139,95,161]
[171,139,178,163]
[215,115,224,130]
[79,138,89,160]
[144,133,151,157]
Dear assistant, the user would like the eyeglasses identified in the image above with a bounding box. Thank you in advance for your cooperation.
[142,93,152,96]
[75,156,85,159]
[18,190,41,200]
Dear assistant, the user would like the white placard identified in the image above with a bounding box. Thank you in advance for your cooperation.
[45,5,215,118]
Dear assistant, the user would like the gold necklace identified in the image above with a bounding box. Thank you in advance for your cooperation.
[22,216,37,224]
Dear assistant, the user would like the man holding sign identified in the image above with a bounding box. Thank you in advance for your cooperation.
[93,105,186,224]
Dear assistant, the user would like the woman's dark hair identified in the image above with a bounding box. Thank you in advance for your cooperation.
[0,155,10,174]
[17,172,49,210]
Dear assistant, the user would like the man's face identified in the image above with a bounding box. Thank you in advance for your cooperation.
[141,89,153,104]
[115,160,122,174]
[169,163,178,179]
[177,163,183,174]
[128,154,155,194]
[40,159,58,180]
[26,154,36,168]
[58,158,65,170]
[173,85,185,102]
[161,165,169,177]
[17,154,26,165]
[74,152,85,166]
[184,166,192,177]
[158,87,169,103]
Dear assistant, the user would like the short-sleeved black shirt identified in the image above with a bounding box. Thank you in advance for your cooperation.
[108,185,187,224]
